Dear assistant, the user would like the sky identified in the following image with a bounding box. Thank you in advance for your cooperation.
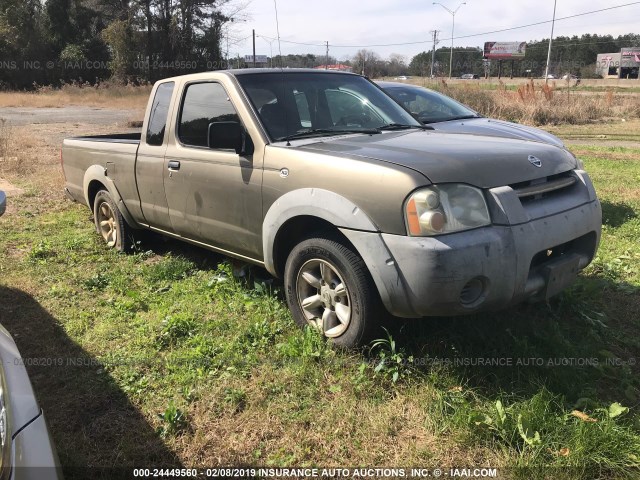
[224,0,640,62]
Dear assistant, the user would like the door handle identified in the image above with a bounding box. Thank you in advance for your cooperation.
[168,160,181,171]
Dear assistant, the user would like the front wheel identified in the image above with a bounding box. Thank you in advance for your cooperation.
[284,236,382,348]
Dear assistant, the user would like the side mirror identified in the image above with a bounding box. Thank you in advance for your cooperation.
[208,121,245,154]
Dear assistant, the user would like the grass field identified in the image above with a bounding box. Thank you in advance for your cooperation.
[0,114,639,479]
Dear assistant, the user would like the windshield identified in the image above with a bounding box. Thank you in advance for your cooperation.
[382,85,478,124]
[236,72,420,141]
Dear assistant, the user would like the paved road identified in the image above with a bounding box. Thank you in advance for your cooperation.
[0,106,141,126]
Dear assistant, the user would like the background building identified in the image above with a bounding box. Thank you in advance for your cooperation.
[596,48,640,79]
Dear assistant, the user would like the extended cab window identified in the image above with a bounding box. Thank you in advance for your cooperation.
[146,82,175,146]
[179,82,240,148]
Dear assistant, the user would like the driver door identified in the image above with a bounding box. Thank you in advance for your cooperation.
[163,81,263,260]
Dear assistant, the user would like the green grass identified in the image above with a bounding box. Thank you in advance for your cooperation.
[0,144,639,478]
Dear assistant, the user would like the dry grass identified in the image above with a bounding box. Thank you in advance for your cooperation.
[0,81,151,109]
[434,79,640,126]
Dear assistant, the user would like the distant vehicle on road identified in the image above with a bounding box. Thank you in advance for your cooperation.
[393,75,410,80]
[460,74,479,79]
[543,74,557,80]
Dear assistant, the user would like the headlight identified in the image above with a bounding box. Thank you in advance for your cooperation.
[566,149,584,170]
[405,184,491,236]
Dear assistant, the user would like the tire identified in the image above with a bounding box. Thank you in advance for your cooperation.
[93,190,135,253]
[284,236,382,348]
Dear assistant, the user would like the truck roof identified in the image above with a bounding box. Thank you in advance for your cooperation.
[155,68,360,84]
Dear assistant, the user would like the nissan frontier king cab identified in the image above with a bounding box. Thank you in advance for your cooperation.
[62,69,602,347]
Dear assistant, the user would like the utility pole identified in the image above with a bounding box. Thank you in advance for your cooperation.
[429,30,439,78]
[258,35,275,68]
[544,0,557,84]
[252,29,256,67]
[433,2,466,79]
[225,29,229,69]
[325,41,329,70]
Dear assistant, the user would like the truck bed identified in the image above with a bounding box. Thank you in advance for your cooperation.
[62,133,142,216]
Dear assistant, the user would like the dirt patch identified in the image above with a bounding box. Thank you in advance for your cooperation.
[0,178,24,196]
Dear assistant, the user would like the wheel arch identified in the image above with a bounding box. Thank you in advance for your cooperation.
[263,189,415,317]
[82,165,140,229]
[263,188,379,277]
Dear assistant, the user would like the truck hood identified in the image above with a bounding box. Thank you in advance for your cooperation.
[297,130,576,188]
[431,117,565,147]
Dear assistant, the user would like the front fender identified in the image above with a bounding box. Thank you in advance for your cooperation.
[262,188,413,317]
[262,188,378,274]
[82,165,140,229]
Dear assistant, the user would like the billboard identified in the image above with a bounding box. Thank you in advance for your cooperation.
[621,48,640,63]
[483,42,527,59]
[244,55,269,64]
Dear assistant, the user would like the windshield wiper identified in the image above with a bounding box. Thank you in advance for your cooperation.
[378,123,433,131]
[421,115,480,124]
[277,128,380,142]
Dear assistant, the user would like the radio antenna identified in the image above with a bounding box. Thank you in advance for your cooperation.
[273,0,283,68]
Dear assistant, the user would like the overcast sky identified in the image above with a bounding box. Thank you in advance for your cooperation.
[226,0,640,62]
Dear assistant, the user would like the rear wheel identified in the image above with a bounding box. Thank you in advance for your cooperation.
[284,236,381,348]
[93,190,134,253]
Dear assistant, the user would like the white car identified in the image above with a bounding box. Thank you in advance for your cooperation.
[0,192,62,479]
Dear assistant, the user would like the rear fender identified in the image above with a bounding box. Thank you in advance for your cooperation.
[83,165,141,229]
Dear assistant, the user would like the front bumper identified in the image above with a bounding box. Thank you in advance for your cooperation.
[341,170,602,318]
[382,200,600,316]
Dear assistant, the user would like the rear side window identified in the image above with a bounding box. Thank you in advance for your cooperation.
[178,82,240,148]
[146,82,175,146]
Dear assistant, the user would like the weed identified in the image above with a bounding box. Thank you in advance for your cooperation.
[157,401,187,437]
[370,328,415,385]
[27,240,55,263]
[241,318,282,350]
[277,326,331,360]
[157,314,198,347]
[82,271,110,291]
[144,256,194,284]
[223,387,247,413]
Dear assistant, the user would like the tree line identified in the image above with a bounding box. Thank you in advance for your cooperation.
[0,0,235,88]
[261,34,640,79]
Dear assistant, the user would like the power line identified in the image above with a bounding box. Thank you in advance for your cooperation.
[255,1,640,50]
[453,2,640,42]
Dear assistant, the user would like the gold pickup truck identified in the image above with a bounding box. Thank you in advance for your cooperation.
[62,69,602,347]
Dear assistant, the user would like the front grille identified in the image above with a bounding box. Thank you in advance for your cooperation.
[511,171,576,202]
